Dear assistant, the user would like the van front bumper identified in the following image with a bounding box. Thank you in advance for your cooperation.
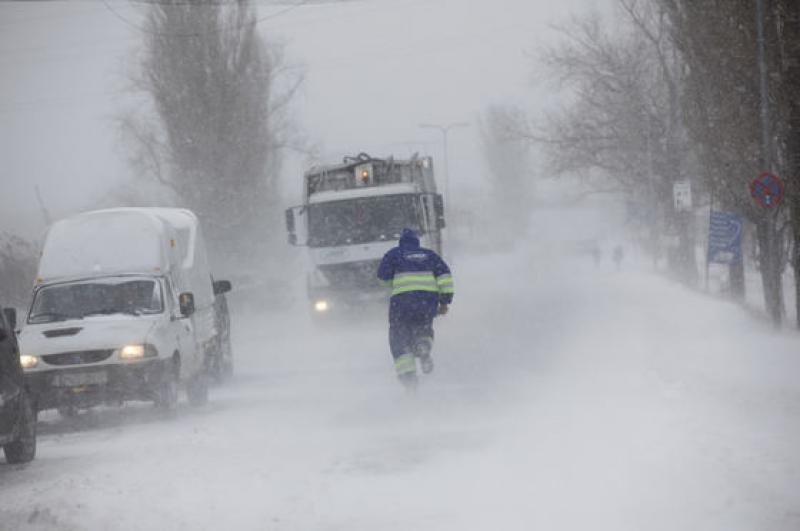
[25,359,171,411]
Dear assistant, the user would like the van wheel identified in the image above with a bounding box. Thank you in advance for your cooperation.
[4,394,37,464]
[186,372,208,407]
[155,359,179,411]
[222,355,233,380]
[209,336,233,384]
[208,350,223,384]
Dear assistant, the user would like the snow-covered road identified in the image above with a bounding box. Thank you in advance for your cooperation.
[1,250,799,531]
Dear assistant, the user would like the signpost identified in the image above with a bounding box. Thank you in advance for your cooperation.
[673,181,692,212]
[707,211,743,264]
[750,172,784,208]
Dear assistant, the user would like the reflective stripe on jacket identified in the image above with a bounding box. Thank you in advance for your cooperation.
[391,271,439,296]
[377,229,454,307]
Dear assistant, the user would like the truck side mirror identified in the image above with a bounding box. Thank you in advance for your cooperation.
[285,208,297,245]
[434,194,446,229]
[285,206,307,246]
[285,208,295,232]
[3,308,16,331]
[213,280,232,295]
[179,292,195,317]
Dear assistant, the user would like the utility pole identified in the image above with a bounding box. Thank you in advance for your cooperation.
[418,122,470,206]
[34,185,52,227]
[781,0,800,327]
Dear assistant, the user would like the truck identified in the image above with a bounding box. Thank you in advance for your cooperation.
[285,153,446,316]
[18,208,231,415]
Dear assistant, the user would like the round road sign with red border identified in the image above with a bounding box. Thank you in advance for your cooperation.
[750,172,784,209]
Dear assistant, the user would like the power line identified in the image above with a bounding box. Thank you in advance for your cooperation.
[0,89,134,115]
[124,0,359,5]
[0,0,429,60]
[0,4,101,29]
[99,0,309,38]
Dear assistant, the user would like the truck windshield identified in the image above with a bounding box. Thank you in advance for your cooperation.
[28,277,163,324]
[308,194,421,247]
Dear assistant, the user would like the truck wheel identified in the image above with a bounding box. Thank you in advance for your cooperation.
[4,394,37,464]
[154,359,179,412]
[186,372,208,407]
[57,405,78,418]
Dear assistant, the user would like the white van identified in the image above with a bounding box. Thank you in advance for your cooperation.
[19,208,224,413]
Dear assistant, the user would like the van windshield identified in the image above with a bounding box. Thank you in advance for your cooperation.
[28,277,163,324]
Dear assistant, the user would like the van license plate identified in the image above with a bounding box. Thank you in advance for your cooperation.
[54,372,107,387]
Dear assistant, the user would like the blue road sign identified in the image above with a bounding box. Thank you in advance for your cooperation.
[708,211,743,264]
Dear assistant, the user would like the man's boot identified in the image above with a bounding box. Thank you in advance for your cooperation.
[394,353,418,389]
[416,337,434,374]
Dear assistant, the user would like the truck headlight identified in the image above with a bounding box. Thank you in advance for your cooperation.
[119,344,157,360]
[314,300,329,312]
[20,355,39,369]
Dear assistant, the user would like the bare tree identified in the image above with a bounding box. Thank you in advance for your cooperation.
[527,5,697,283]
[121,0,301,271]
[0,233,38,309]
[778,1,800,327]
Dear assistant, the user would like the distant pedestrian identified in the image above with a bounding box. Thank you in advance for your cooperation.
[613,245,624,270]
[591,246,602,267]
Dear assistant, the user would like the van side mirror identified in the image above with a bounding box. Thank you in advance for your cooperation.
[179,292,195,317]
[434,194,446,229]
[213,280,232,295]
[3,308,17,332]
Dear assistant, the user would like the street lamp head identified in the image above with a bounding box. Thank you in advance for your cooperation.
[418,122,470,132]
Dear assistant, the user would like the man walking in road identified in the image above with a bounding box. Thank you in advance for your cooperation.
[377,228,454,388]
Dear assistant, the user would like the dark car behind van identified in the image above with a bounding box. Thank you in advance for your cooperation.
[0,306,36,464]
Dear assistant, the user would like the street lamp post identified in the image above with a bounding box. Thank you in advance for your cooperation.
[418,122,470,205]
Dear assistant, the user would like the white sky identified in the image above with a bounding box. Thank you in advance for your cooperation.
[0,0,612,238]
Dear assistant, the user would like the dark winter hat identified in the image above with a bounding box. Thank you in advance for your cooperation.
[400,228,419,246]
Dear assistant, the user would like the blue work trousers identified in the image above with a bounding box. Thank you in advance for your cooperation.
[389,313,435,360]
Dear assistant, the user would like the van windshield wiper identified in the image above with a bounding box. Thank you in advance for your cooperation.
[82,308,141,317]
[28,312,82,323]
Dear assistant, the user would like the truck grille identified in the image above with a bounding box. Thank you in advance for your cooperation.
[42,350,114,366]
[319,259,384,289]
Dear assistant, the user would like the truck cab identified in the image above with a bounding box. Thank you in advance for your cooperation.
[286,153,445,316]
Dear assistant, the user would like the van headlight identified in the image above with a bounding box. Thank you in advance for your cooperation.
[119,344,157,360]
[314,300,329,312]
[20,355,39,369]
